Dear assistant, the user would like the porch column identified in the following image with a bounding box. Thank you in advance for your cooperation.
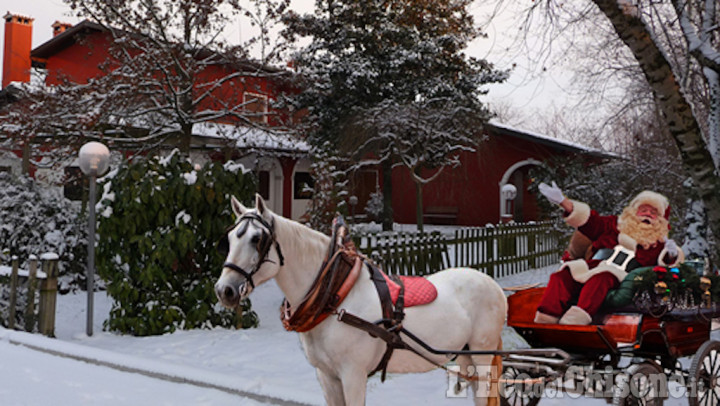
[279,157,297,218]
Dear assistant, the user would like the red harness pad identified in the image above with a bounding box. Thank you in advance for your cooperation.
[382,273,438,307]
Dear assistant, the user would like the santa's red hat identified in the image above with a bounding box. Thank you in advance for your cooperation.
[628,190,670,219]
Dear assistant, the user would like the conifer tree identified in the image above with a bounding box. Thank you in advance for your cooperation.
[283,0,507,230]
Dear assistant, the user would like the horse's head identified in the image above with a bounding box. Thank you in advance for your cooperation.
[214,193,284,308]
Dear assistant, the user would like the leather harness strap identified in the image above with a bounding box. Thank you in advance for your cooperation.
[281,252,361,332]
[277,216,467,384]
[365,262,404,381]
[219,212,284,290]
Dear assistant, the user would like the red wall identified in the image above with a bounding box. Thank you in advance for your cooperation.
[44,33,112,85]
[391,132,575,226]
[41,30,283,121]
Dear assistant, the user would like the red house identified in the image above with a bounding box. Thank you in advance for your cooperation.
[0,13,313,221]
[1,12,610,226]
[390,121,611,226]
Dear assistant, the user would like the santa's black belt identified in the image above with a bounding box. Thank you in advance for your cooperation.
[592,247,642,272]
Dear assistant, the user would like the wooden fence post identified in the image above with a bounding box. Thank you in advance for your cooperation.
[484,227,494,278]
[8,256,19,330]
[24,255,38,332]
[39,253,60,337]
[528,228,537,269]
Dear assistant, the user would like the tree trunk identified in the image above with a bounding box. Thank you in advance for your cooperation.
[593,0,720,259]
[21,141,30,175]
[415,179,424,233]
[179,122,192,155]
[179,87,194,155]
[381,159,393,231]
[707,69,720,168]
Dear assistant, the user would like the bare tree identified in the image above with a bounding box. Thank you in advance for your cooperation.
[354,99,489,232]
[1,0,293,166]
[490,0,720,258]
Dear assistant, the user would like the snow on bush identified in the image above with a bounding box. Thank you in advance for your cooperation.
[0,172,87,294]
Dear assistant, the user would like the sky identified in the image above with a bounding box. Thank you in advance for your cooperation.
[0,0,575,129]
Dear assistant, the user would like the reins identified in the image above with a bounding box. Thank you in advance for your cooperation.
[219,213,558,392]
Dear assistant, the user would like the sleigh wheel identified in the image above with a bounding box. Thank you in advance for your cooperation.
[499,366,541,406]
[612,362,666,406]
[688,340,720,406]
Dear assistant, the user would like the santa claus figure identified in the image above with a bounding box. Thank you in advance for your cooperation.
[534,182,684,325]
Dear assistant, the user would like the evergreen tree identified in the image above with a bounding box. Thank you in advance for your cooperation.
[282,0,507,230]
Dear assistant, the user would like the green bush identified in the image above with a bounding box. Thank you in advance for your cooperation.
[96,151,258,335]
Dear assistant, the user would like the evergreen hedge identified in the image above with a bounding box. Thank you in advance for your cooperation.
[96,151,258,335]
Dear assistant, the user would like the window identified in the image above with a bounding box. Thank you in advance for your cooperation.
[258,171,270,200]
[64,166,85,201]
[0,166,10,173]
[294,172,314,199]
[244,92,268,124]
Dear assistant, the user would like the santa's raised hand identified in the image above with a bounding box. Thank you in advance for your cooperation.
[539,181,565,205]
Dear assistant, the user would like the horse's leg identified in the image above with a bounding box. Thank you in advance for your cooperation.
[317,368,346,406]
[466,339,503,406]
[339,368,368,406]
[455,354,474,398]
[467,354,493,406]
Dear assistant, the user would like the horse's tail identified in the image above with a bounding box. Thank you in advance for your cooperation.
[487,339,502,406]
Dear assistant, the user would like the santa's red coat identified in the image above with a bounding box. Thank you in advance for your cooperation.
[578,209,666,268]
[538,206,668,319]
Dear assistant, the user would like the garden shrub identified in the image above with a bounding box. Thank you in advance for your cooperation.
[96,151,258,335]
[0,172,87,293]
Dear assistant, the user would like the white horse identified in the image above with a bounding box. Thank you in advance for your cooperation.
[215,194,507,406]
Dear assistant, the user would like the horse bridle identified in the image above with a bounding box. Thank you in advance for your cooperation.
[217,212,285,290]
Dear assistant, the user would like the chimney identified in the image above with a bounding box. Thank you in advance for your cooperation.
[52,21,72,37]
[3,12,34,88]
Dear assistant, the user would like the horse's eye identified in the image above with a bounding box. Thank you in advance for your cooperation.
[250,234,261,245]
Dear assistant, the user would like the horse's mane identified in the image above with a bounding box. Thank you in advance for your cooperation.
[271,211,330,261]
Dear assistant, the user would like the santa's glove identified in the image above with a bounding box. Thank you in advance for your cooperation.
[665,238,679,258]
[538,181,565,205]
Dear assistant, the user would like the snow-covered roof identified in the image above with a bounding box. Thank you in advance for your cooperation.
[192,122,310,154]
[486,119,617,159]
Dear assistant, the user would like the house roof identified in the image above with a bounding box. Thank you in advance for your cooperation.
[485,120,616,159]
[192,122,310,156]
[31,20,105,60]
[30,20,286,74]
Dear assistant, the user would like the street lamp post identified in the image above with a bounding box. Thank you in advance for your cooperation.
[501,183,517,224]
[78,142,110,336]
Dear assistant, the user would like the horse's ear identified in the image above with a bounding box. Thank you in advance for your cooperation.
[255,193,267,215]
[231,195,247,217]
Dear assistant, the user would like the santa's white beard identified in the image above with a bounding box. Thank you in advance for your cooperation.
[617,208,668,248]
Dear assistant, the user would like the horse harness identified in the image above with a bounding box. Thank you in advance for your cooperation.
[220,214,487,384]
[217,212,285,290]
[277,217,412,381]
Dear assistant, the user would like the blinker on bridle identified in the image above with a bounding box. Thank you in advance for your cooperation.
[217,212,285,290]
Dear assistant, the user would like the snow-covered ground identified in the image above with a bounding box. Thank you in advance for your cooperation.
[0,264,706,405]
